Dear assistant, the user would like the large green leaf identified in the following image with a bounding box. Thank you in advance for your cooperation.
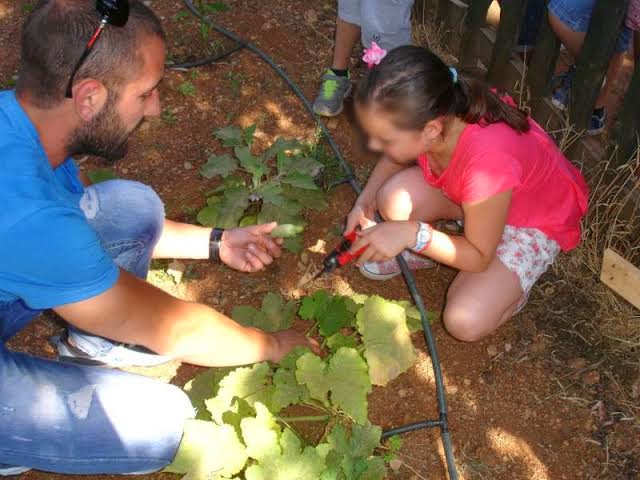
[164,420,247,479]
[262,137,304,163]
[295,353,330,406]
[318,296,355,337]
[243,124,257,147]
[201,153,238,178]
[326,348,371,424]
[356,296,417,386]
[205,362,273,423]
[282,235,303,254]
[213,125,244,147]
[257,202,304,228]
[207,175,246,195]
[296,348,371,424]
[282,184,328,211]
[196,204,220,227]
[244,427,326,480]
[326,332,358,352]
[216,185,250,228]
[183,367,234,421]
[326,422,384,479]
[277,152,322,178]
[231,293,296,332]
[298,290,330,321]
[241,402,281,462]
[282,172,318,190]
[271,368,306,413]
[235,146,267,187]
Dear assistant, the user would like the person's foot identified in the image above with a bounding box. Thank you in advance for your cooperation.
[551,66,575,111]
[51,330,173,368]
[359,251,436,281]
[312,69,352,117]
[587,107,606,135]
[0,464,31,476]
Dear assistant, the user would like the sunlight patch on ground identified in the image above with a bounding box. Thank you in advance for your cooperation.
[262,100,295,132]
[486,427,550,480]
[413,350,436,384]
[0,3,13,20]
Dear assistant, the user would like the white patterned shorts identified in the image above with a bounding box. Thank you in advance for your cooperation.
[496,226,561,308]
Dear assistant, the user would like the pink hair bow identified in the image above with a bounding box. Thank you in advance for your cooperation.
[362,41,387,69]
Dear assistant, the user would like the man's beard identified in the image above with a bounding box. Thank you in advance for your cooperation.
[66,95,140,162]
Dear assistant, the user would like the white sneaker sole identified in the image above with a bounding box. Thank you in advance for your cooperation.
[0,466,31,476]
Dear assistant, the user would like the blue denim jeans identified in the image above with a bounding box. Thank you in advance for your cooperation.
[549,0,632,53]
[0,180,194,474]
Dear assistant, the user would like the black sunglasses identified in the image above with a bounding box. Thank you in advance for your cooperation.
[65,0,130,98]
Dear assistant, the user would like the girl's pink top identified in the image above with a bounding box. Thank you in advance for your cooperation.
[418,111,589,251]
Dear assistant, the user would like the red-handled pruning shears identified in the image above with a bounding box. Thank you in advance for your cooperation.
[312,231,367,281]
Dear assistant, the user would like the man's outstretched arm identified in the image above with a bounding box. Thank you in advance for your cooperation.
[54,269,317,366]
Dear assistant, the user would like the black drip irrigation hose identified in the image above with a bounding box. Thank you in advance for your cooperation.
[181,2,458,478]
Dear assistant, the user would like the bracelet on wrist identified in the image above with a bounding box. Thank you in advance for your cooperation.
[209,228,225,261]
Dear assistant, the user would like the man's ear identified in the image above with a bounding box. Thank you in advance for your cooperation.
[71,79,109,122]
[422,118,443,142]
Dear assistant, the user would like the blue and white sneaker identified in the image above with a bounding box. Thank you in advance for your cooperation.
[551,66,575,111]
[52,329,173,368]
[0,464,31,476]
[588,107,606,136]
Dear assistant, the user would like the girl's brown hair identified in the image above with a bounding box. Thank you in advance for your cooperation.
[355,46,530,133]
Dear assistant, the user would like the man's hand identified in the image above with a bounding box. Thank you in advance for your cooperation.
[219,222,283,272]
[268,329,322,362]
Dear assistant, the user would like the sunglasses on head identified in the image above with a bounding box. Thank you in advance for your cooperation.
[65,0,130,98]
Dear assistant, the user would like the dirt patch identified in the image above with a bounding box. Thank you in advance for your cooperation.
[2,0,638,479]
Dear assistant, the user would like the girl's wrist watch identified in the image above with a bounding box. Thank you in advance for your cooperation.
[412,222,433,252]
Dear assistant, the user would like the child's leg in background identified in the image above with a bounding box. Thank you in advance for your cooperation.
[333,0,362,71]
[375,166,462,222]
[548,0,630,110]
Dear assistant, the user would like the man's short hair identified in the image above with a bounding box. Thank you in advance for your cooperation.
[16,0,166,108]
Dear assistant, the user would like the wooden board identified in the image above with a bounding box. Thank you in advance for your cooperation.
[600,248,640,310]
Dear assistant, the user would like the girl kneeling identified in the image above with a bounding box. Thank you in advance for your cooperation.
[347,46,589,342]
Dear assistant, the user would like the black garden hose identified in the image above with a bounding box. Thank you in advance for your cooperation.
[180,2,458,478]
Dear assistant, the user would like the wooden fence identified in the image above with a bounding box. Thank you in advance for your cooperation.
[415,0,640,165]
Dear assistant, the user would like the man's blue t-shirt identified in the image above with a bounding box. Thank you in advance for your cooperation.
[0,90,118,309]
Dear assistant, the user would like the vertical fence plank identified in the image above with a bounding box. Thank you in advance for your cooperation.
[487,0,529,88]
[413,0,428,24]
[528,3,560,116]
[460,0,494,68]
[437,0,452,26]
[613,64,640,163]
[569,0,629,130]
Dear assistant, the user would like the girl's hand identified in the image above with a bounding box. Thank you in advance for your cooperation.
[350,221,419,264]
[345,199,378,234]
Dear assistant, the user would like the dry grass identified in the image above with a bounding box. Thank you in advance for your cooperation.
[411,7,640,476]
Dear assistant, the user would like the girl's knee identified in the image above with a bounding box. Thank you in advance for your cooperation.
[443,303,492,343]
[376,182,413,221]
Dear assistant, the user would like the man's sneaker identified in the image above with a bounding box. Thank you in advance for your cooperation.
[359,250,436,281]
[52,330,173,368]
[551,66,575,111]
[0,464,31,476]
[312,69,352,117]
[587,107,606,135]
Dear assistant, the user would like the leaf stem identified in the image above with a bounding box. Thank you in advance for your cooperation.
[305,321,318,337]
[275,415,330,423]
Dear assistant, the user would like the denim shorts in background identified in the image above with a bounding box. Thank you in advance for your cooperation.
[548,0,632,53]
